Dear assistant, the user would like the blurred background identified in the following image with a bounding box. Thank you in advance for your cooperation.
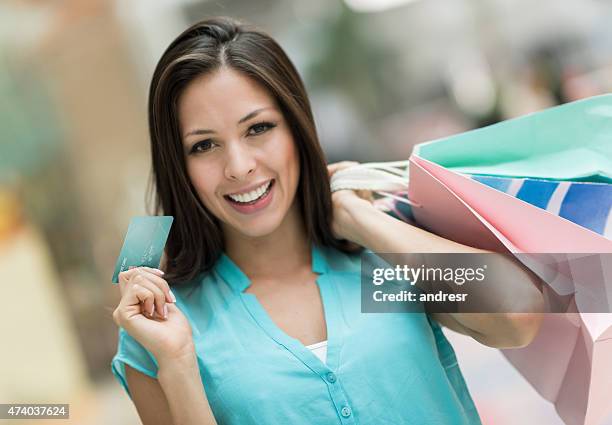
[1,0,611,423]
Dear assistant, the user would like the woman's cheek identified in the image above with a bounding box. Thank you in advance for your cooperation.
[188,168,217,210]
[273,132,299,173]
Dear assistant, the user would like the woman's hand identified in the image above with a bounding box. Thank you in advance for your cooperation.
[112,267,195,365]
[328,161,377,244]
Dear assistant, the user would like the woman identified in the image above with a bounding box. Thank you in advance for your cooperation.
[111,17,543,425]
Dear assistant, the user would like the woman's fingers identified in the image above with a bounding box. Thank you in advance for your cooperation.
[132,269,174,303]
[114,283,155,326]
[115,266,173,322]
[117,266,164,295]
[327,161,373,202]
[142,297,155,319]
[118,266,161,282]
[115,267,173,318]
[130,284,153,306]
[355,189,374,202]
[130,273,169,319]
[327,161,360,177]
[113,281,169,328]
[117,266,173,300]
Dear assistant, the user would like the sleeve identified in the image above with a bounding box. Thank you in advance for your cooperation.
[111,327,159,400]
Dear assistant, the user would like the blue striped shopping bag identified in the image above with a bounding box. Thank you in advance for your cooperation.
[470,175,612,238]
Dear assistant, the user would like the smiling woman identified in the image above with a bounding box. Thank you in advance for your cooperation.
[145,18,347,285]
[178,69,301,240]
[111,16,541,425]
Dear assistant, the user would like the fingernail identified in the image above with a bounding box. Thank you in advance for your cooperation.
[163,305,168,319]
[150,305,155,317]
[155,268,165,275]
[169,289,177,303]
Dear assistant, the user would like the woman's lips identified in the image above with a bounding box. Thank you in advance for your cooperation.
[225,179,272,197]
[224,179,275,215]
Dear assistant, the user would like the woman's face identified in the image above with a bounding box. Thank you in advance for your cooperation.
[178,67,300,240]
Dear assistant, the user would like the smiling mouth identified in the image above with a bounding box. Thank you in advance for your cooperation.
[223,179,275,205]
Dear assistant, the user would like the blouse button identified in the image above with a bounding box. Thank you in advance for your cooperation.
[341,406,352,417]
[326,372,337,383]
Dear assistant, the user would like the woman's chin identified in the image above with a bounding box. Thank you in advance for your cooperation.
[227,215,284,239]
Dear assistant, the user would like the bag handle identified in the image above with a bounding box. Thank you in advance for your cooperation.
[329,160,421,208]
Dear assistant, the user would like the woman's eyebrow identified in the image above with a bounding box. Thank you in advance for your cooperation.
[183,107,274,139]
[184,128,214,138]
[237,107,273,124]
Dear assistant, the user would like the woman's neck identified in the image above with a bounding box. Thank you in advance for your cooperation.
[223,202,312,281]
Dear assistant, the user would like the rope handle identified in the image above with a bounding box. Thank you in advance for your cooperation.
[330,160,421,208]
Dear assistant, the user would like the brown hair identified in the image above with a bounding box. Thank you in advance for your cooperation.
[147,16,354,285]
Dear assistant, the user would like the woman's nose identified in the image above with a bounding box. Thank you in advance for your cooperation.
[224,142,256,181]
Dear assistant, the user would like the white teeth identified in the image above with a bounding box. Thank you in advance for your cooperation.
[228,181,271,203]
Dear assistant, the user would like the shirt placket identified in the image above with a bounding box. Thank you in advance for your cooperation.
[221,245,358,424]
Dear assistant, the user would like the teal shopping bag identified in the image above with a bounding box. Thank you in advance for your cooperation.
[415,94,612,183]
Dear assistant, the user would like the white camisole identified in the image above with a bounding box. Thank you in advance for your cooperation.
[306,340,328,364]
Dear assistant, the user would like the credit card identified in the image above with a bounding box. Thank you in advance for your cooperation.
[111,216,174,284]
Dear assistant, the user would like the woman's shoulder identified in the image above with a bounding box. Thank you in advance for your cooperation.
[168,267,223,308]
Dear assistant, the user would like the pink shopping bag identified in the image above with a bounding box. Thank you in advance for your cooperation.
[408,155,612,425]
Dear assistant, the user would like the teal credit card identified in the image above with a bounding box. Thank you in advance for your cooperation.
[111,216,174,284]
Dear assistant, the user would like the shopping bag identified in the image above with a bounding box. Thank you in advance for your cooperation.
[470,175,612,238]
[409,156,612,425]
[332,155,612,425]
[330,95,612,425]
[411,95,612,368]
[414,94,612,182]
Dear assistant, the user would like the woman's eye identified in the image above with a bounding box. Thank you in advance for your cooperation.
[190,140,213,154]
[247,121,276,136]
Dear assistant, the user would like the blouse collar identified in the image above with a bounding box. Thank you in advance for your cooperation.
[215,243,329,293]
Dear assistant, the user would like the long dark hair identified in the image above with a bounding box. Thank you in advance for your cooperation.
[147,16,352,285]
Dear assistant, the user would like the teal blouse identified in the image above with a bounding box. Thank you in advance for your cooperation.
[112,244,481,424]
